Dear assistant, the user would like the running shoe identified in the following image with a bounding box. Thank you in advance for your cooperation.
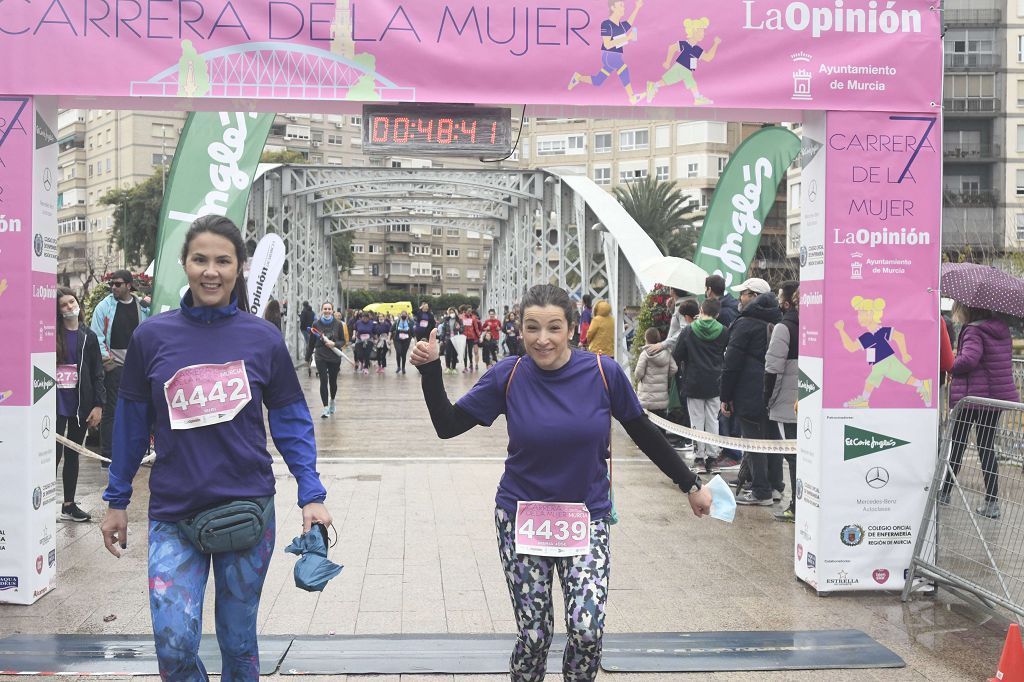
[774,507,796,523]
[844,396,870,408]
[976,501,1001,519]
[694,95,713,106]
[736,491,774,506]
[645,81,659,103]
[568,73,581,90]
[715,457,742,471]
[60,503,91,522]
[773,489,784,502]
[321,407,330,418]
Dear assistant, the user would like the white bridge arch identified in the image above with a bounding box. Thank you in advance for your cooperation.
[247,166,665,365]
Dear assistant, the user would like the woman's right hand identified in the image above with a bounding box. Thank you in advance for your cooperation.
[101,508,129,558]
[410,329,439,366]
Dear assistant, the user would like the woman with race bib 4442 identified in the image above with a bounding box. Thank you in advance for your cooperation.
[100,215,332,681]
[410,284,711,681]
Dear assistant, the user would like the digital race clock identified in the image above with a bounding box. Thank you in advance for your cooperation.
[362,104,512,157]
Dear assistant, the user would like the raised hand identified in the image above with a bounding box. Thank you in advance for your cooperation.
[410,328,440,366]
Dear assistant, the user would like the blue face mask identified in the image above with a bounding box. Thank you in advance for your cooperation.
[320,315,333,324]
[706,474,736,523]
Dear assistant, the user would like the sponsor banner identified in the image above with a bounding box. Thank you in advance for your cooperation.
[694,127,800,289]
[247,234,286,317]
[794,354,822,588]
[817,408,936,591]
[151,112,274,313]
[0,100,58,606]
[0,2,941,114]
[823,110,940,410]
[799,113,826,280]
[0,97,34,408]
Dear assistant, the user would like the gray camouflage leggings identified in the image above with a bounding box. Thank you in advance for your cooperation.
[494,507,611,682]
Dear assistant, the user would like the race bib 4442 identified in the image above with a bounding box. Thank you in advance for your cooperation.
[163,360,252,430]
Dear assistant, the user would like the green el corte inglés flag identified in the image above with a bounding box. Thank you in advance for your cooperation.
[693,126,800,289]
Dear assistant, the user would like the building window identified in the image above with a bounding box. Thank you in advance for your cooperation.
[655,125,670,148]
[594,132,612,153]
[686,162,699,178]
[389,223,410,232]
[1016,170,1024,197]
[431,246,443,256]
[285,124,310,140]
[537,139,567,155]
[446,248,460,257]
[568,134,585,152]
[466,269,481,280]
[594,166,611,185]
[446,267,460,279]
[619,129,649,151]
[619,166,648,183]
[655,163,670,181]
[790,182,802,209]
[327,133,344,145]
[368,243,383,253]
[412,244,430,255]
[447,227,461,237]
[369,264,380,277]
[350,244,365,253]
[467,249,479,258]
[1017,214,1024,240]
[717,156,729,176]
[677,121,728,145]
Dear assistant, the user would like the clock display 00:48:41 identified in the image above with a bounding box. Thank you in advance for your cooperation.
[369,116,498,145]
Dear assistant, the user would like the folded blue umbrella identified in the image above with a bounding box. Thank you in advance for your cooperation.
[284,524,343,592]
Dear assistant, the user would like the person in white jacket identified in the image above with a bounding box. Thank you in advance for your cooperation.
[634,327,678,415]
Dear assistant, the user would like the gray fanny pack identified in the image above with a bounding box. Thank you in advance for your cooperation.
[177,496,274,554]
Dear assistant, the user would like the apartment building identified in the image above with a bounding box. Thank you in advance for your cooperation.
[55,109,185,290]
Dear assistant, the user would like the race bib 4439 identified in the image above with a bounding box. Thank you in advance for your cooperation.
[163,360,252,430]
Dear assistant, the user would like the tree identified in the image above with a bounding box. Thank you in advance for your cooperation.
[99,169,164,268]
[612,177,701,260]
[261,149,307,164]
[332,232,355,271]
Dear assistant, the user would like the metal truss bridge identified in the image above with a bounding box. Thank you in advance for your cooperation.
[247,166,663,365]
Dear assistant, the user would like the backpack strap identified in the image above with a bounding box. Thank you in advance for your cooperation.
[504,356,525,399]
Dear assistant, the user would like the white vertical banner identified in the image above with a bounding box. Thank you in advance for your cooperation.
[796,110,941,594]
[246,233,286,318]
[0,96,59,604]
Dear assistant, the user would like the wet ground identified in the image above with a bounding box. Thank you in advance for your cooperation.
[0,361,1013,680]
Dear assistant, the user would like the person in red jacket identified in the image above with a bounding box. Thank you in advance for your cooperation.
[459,305,483,372]
[481,308,502,368]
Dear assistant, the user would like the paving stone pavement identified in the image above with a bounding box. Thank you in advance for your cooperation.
[0,362,1012,680]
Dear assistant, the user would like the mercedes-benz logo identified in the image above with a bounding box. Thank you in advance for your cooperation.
[802,417,813,439]
[865,466,889,489]
[42,167,53,192]
[41,415,51,439]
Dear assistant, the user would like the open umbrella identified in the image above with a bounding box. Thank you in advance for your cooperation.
[940,262,1024,318]
[637,256,708,294]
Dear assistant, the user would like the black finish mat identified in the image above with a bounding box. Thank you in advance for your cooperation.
[0,635,292,676]
[278,630,904,674]
[600,629,905,672]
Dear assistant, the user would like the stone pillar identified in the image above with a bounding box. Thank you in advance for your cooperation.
[796,110,941,593]
[0,96,59,604]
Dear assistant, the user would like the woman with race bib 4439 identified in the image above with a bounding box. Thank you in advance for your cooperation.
[100,215,332,681]
[410,284,711,681]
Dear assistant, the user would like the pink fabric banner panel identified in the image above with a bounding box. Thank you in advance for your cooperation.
[0,1,941,113]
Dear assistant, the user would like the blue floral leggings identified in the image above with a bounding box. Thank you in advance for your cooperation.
[148,510,275,682]
[494,507,611,682]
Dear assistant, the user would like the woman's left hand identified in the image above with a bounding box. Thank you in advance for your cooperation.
[687,486,713,517]
[86,406,102,428]
[302,501,332,533]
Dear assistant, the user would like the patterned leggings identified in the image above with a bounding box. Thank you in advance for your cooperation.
[494,507,611,682]
[148,509,275,682]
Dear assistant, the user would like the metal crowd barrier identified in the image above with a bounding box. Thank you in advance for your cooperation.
[902,396,1024,623]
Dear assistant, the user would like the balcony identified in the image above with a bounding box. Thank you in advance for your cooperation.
[943,189,998,208]
[943,8,1001,26]
[943,142,999,161]
[943,97,1000,114]
[943,207,999,248]
[944,53,1001,70]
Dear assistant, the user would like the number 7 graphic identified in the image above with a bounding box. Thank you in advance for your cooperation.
[889,115,937,183]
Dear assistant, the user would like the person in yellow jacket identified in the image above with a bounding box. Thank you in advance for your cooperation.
[585,300,616,356]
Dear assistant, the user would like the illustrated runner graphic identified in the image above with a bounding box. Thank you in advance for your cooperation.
[834,295,932,408]
[568,0,645,105]
[646,17,721,105]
